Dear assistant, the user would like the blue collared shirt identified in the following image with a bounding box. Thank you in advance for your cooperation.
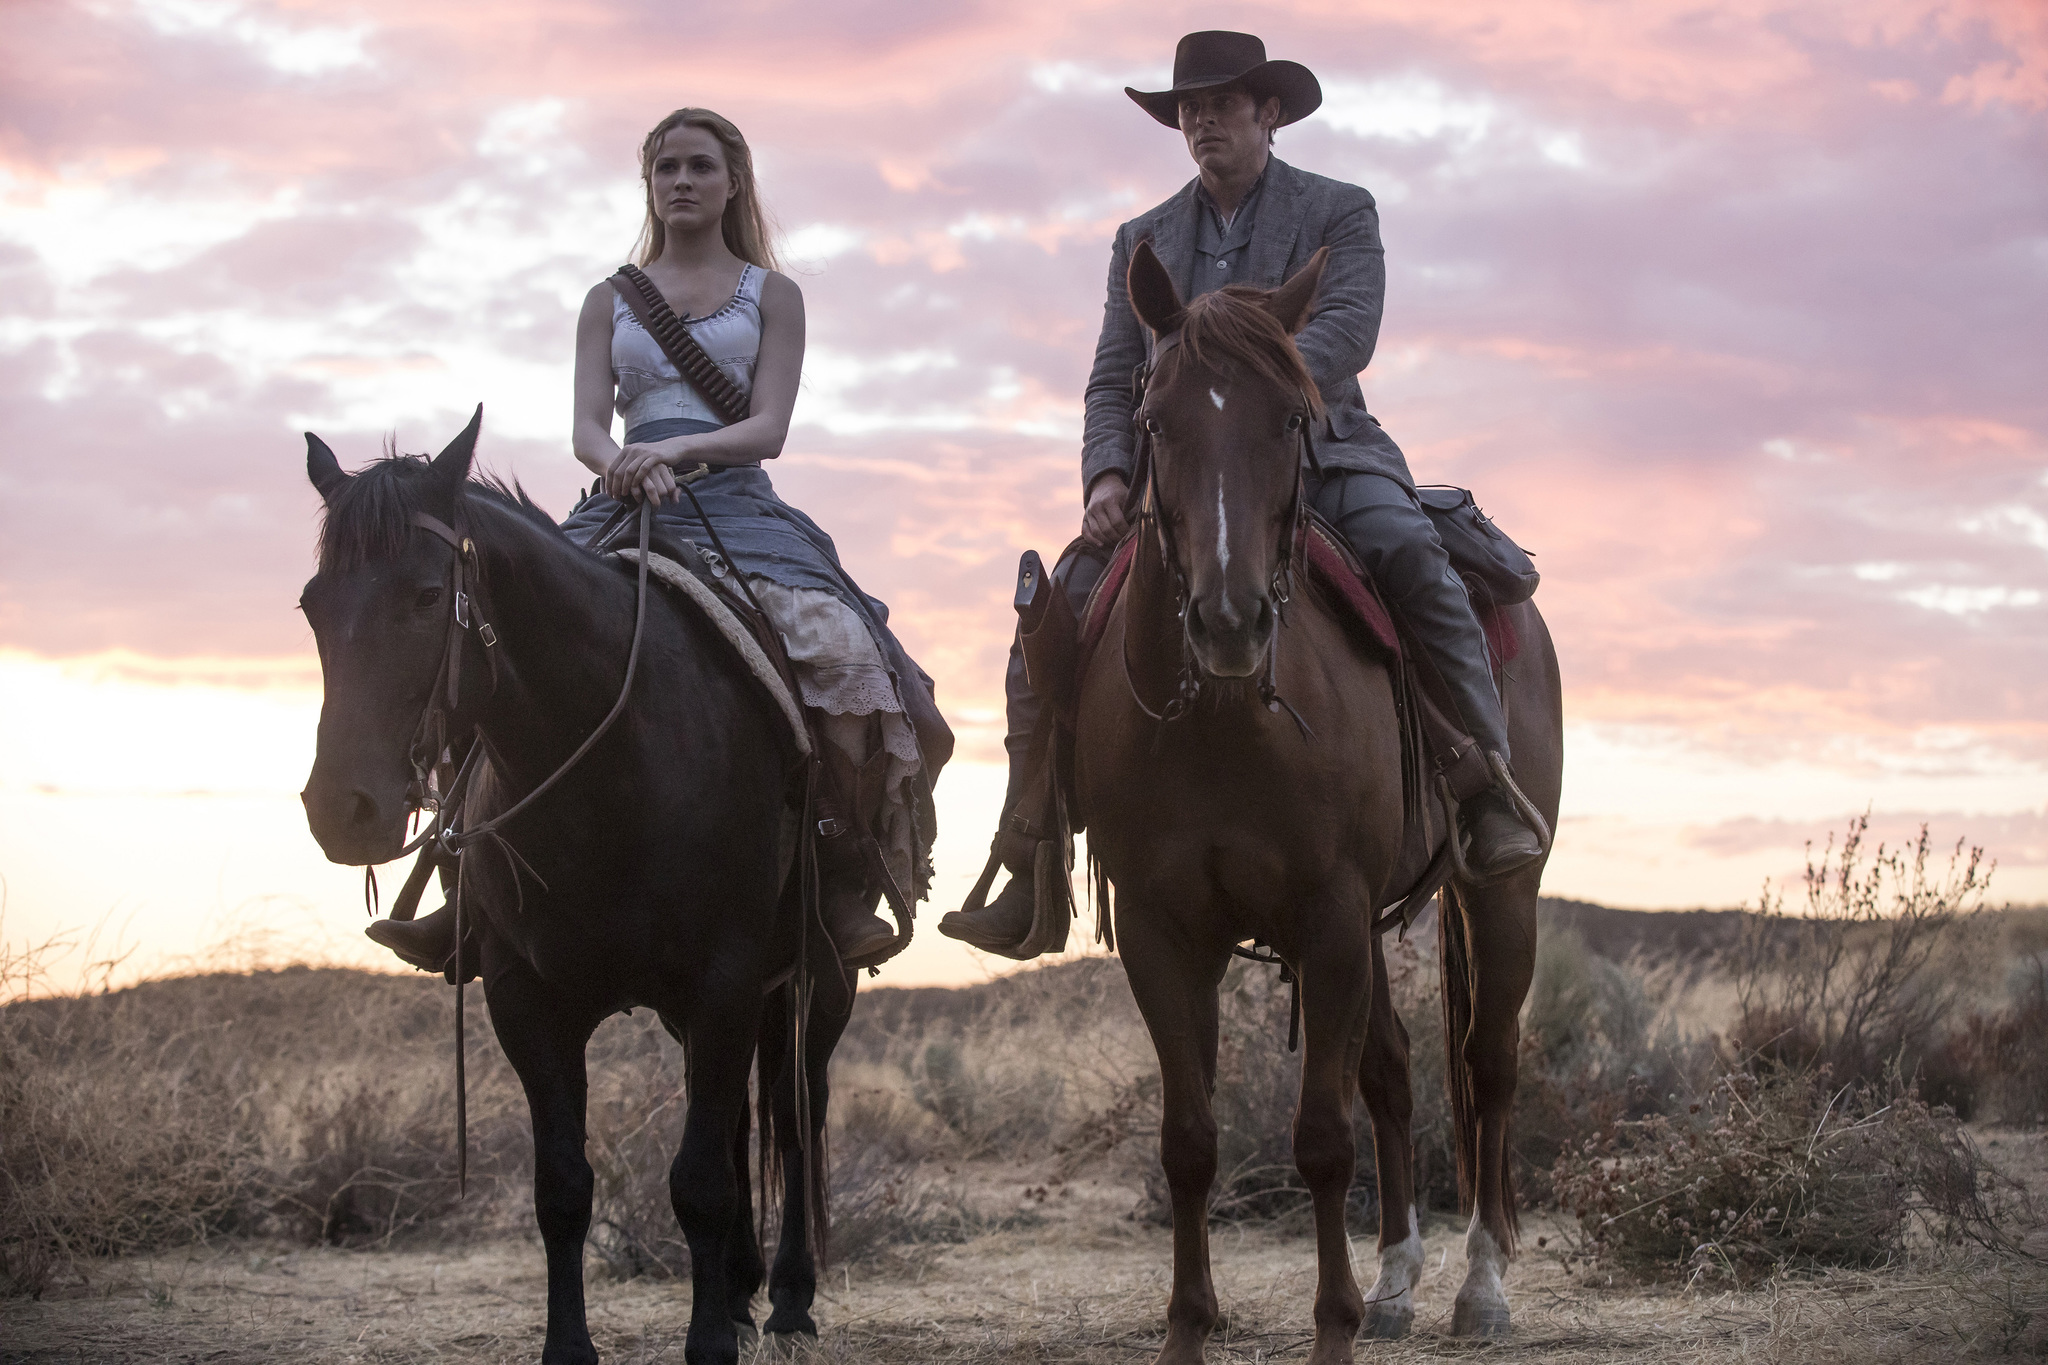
[1192,165,1268,295]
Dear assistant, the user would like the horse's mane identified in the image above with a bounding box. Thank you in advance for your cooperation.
[1165,285,1326,416]
[316,443,561,575]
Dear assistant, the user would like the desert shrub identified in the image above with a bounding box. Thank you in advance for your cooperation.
[1514,928,1708,1205]
[1553,1063,2022,1284]
[826,1137,1018,1266]
[1732,817,1991,1092]
[831,1072,947,1164]
[0,947,531,1296]
[836,960,1145,1163]
[1927,957,2048,1125]
[584,1087,691,1280]
[1,940,261,1295]
[1204,960,1318,1221]
[272,1078,468,1245]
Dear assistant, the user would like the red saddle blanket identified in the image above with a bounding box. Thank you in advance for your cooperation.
[1076,519,1518,667]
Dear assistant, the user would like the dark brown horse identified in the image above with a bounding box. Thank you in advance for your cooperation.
[299,415,863,1365]
[1077,243,1563,1362]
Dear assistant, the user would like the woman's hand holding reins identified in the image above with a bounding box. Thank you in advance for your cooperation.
[607,440,685,503]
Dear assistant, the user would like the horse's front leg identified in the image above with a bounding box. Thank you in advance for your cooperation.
[1447,878,1539,1338]
[723,1079,764,1347]
[1358,929,1421,1340]
[1291,916,1374,1365]
[671,997,763,1365]
[1120,909,1230,1365]
[488,966,602,1365]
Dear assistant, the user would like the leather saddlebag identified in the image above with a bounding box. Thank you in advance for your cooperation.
[1417,486,1540,605]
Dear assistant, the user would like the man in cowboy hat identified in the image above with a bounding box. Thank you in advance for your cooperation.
[941,31,1543,955]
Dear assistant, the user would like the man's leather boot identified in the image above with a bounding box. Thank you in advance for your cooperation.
[1459,786,1545,881]
[938,819,1038,952]
[366,905,455,972]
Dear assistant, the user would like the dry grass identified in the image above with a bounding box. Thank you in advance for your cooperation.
[7,1176,2046,1362]
[9,870,2048,1359]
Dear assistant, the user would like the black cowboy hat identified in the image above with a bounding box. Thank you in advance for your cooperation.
[1125,31,1323,129]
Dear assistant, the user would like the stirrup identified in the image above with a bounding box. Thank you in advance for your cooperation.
[1439,752,1551,887]
[942,829,1070,960]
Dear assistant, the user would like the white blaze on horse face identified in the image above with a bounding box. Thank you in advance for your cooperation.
[1209,386,1226,410]
[1215,473,1230,574]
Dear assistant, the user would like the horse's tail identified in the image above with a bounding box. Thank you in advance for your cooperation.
[1436,882,1521,1247]
[754,1003,779,1257]
[752,975,835,1273]
[809,1095,832,1273]
[1438,882,1481,1218]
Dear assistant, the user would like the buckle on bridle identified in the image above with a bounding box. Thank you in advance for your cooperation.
[817,816,846,839]
[455,590,473,629]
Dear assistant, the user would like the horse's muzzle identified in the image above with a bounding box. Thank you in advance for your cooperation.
[1185,590,1275,679]
[301,779,407,866]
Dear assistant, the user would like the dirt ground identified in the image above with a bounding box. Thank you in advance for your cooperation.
[9,1137,2048,1364]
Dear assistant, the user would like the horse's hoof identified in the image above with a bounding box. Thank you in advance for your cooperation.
[1360,1301,1413,1339]
[762,1328,817,1357]
[1451,1300,1510,1337]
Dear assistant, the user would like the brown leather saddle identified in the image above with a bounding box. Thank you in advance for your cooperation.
[993,509,1523,949]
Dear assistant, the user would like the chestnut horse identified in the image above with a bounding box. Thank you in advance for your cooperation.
[1078,243,1562,1363]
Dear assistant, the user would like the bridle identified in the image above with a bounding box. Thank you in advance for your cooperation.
[1119,334,1318,742]
[398,503,499,821]
[373,495,658,904]
[339,492,655,1197]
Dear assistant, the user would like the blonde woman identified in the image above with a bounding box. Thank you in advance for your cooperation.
[370,108,949,973]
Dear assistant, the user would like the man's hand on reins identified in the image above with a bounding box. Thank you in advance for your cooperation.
[1084,472,1132,545]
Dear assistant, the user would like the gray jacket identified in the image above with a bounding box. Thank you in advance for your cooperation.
[1080,156,1413,495]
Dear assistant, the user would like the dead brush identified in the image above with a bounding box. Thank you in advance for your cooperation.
[1732,815,1993,1090]
[1,936,261,1296]
[0,944,530,1297]
[825,1137,1010,1268]
[271,1077,472,1246]
[1936,951,2048,1124]
[1552,1062,2029,1284]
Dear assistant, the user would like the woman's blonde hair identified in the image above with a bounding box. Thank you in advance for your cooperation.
[634,108,780,271]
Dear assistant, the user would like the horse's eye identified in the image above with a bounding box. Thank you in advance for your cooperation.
[1286,413,1304,432]
[416,587,444,609]
[1144,415,1162,435]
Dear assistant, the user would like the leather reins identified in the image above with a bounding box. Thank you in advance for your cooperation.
[369,494,657,1195]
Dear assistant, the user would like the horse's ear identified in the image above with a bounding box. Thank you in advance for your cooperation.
[1127,239,1186,337]
[306,433,348,503]
[1266,247,1329,335]
[427,404,484,493]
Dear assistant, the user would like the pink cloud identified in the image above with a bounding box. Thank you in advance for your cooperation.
[1,0,2043,781]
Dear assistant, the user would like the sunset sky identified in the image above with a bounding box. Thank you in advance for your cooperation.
[2,0,2044,992]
